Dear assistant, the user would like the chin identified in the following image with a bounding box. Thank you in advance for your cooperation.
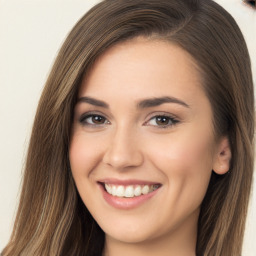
[105,228,156,244]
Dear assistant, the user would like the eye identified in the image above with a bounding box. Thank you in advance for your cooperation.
[79,114,110,126]
[146,115,179,128]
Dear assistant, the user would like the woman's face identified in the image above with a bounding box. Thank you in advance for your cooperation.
[69,38,224,244]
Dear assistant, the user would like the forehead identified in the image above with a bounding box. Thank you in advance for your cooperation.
[79,37,205,108]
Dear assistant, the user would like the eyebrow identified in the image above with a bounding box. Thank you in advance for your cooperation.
[77,96,109,108]
[137,96,189,109]
[77,96,189,109]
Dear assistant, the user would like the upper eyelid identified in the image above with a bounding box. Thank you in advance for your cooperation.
[143,112,181,128]
[78,115,110,128]
[144,115,179,125]
[79,111,110,121]
[145,111,179,121]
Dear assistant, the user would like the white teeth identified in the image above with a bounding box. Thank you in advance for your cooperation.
[112,185,117,196]
[105,184,112,194]
[142,185,149,195]
[116,185,125,197]
[125,186,134,197]
[104,184,159,198]
[134,186,142,196]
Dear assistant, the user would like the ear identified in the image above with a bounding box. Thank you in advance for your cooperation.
[213,136,232,175]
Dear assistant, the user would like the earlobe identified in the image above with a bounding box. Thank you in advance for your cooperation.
[213,137,232,175]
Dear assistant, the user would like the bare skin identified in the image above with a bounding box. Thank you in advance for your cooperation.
[69,37,231,256]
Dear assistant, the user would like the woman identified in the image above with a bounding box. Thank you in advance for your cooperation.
[2,0,254,255]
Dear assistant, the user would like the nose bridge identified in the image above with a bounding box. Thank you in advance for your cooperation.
[103,123,143,169]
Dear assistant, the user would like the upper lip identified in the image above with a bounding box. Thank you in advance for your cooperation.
[97,178,161,186]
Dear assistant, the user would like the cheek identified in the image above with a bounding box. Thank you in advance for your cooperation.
[145,129,214,203]
[148,129,214,172]
[69,133,106,212]
[69,133,104,190]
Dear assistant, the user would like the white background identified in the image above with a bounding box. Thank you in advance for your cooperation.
[0,0,255,254]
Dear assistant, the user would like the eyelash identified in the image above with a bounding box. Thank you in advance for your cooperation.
[79,112,179,129]
[145,114,179,128]
[79,113,110,127]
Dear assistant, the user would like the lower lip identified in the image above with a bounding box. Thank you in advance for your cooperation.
[99,184,160,210]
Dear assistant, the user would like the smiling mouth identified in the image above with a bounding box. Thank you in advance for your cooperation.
[102,183,161,198]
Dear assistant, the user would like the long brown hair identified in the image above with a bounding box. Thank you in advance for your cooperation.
[2,0,254,255]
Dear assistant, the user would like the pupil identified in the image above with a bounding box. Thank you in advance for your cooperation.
[156,116,169,125]
[93,116,104,124]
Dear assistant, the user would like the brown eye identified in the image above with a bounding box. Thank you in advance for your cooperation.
[146,115,179,128]
[91,115,106,124]
[156,116,171,126]
[80,114,109,126]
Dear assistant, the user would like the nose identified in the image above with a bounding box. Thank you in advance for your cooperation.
[102,126,144,170]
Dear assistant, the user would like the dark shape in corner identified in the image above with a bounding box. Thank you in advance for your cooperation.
[243,0,256,9]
